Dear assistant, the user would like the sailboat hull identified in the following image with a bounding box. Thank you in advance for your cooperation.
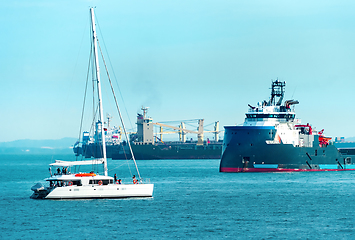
[40,184,154,199]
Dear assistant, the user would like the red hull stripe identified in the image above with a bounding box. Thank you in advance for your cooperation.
[220,167,355,173]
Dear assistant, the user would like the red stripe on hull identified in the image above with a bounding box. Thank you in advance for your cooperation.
[220,167,355,173]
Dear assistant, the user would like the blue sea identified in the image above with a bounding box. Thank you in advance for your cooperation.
[2,153,355,239]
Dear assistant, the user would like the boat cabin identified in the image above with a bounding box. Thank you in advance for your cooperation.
[46,174,115,188]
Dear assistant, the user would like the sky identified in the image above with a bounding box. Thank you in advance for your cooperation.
[1,0,355,142]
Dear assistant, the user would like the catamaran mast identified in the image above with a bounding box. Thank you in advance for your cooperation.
[90,7,108,176]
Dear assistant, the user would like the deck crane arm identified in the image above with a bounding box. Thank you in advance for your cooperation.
[153,122,199,134]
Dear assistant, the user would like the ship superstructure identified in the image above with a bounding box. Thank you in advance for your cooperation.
[220,80,355,172]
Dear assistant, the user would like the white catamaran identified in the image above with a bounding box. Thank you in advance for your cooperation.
[31,8,154,199]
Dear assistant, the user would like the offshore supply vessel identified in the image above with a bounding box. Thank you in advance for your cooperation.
[74,108,223,160]
[220,80,355,172]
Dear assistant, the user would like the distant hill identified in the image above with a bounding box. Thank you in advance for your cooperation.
[0,138,77,154]
[0,138,77,148]
[344,137,355,142]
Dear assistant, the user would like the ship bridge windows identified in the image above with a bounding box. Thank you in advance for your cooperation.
[246,114,295,120]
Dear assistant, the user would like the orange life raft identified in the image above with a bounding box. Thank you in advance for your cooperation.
[75,173,96,177]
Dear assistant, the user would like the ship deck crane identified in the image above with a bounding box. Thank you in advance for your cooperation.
[153,120,221,145]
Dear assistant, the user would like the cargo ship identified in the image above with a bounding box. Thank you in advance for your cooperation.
[74,108,223,160]
[220,80,355,172]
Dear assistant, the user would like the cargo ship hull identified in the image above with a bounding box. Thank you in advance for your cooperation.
[75,142,223,160]
[220,126,355,172]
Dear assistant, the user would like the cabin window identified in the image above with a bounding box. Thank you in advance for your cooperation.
[346,157,351,164]
[89,180,111,185]
[63,180,82,186]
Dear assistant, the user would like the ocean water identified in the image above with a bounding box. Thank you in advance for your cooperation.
[2,153,355,239]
